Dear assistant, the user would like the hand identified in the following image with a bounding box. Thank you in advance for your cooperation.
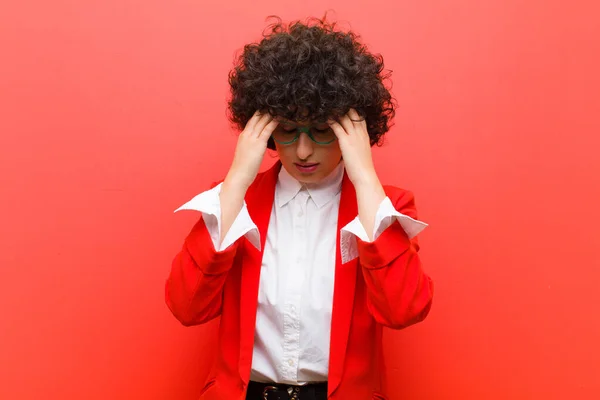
[327,109,378,188]
[219,111,278,245]
[328,109,385,240]
[225,111,279,189]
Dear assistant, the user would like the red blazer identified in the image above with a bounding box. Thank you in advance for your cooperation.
[166,161,433,400]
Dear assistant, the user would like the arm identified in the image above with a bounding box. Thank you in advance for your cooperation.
[166,180,262,326]
[328,109,433,329]
[166,111,277,326]
[357,190,433,329]
[165,215,241,326]
[166,180,256,326]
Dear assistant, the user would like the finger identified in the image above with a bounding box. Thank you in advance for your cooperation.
[348,108,365,127]
[244,110,263,132]
[327,118,348,141]
[348,108,368,134]
[338,113,355,135]
[252,113,274,136]
[258,118,279,141]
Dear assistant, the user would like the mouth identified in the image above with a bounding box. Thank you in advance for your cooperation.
[294,163,319,173]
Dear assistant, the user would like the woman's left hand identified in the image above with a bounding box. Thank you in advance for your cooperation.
[328,108,386,240]
[328,108,378,188]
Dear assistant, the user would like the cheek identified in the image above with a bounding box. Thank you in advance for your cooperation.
[319,147,342,174]
[274,145,293,163]
[323,146,342,164]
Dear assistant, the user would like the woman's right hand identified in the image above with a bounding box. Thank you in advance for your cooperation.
[218,111,278,246]
[224,111,279,189]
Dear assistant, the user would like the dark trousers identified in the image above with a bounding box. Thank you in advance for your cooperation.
[245,381,328,400]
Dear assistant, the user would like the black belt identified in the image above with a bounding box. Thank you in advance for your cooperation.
[246,380,328,400]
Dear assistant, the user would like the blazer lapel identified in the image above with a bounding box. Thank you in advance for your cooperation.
[238,161,280,384]
[328,172,359,396]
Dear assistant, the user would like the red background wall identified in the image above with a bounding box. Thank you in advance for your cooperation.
[1,1,599,399]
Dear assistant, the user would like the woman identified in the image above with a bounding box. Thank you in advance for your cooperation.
[166,17,433,400]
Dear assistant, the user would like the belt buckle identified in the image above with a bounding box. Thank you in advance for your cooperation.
[262,386,278,400]
[262,385,301,400]
[288,386,300,400]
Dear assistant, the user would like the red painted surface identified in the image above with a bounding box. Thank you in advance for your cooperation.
[1,1,598,398]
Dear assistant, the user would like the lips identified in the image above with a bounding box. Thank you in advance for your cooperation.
[294,163,319,173]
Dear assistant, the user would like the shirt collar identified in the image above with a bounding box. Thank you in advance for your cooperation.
[276,161,345,209]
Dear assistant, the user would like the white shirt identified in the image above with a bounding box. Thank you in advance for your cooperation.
[175,162,427,384]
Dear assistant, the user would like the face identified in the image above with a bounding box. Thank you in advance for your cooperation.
[273,120,343,184]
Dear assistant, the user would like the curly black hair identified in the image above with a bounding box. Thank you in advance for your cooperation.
[227,16,396,149]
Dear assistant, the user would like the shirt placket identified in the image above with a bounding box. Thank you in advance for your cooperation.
[281,189,310,382]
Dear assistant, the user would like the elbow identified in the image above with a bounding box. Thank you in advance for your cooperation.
[176,315,205,328]
[404,294,434,328]
[165,292,196,327]
[166,297,218,327]
[384,297,433,330]
[167,302,199,327]
[377,278,434,330]
[165,281,217,327]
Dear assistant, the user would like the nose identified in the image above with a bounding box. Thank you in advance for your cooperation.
[295,131,314,160]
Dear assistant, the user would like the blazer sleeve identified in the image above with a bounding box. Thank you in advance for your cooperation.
[357,189,434,329]
[165,215,240,326]
[165,182,241,326]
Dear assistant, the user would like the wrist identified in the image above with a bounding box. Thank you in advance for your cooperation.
[352,170,381,191]
[354,174,385,200]
[221,180,249,206]
[224,169,253,191]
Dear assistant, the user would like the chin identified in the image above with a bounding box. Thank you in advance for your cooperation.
[296,173,324,184]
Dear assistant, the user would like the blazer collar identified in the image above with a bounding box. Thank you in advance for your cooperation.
[327,171,359,396]
[238,160,281,384]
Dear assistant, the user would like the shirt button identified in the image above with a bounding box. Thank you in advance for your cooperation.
[288,359,294,366]
[298,210,303,217]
